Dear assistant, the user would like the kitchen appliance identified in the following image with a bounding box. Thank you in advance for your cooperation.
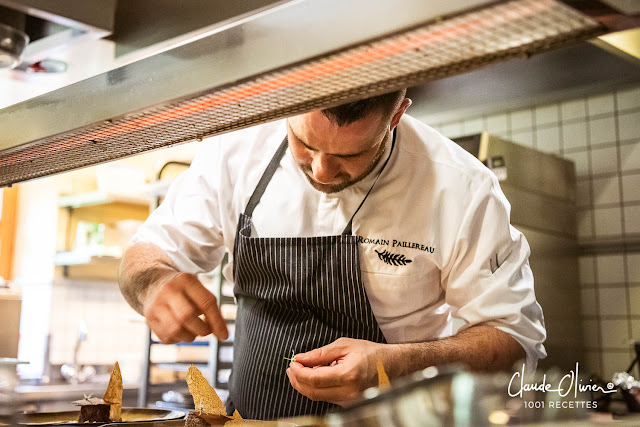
[0,22,28,68]
[0,358,28,422]
[0,0,637,188]
[0,0,115,64]
[454,132,580,371]
[0,284,22,359]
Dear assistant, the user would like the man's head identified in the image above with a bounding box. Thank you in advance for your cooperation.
[287,89,411,193]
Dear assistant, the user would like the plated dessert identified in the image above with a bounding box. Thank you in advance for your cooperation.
[72,362,122,424]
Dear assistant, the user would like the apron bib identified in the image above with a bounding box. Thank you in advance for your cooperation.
[229,132,395,420]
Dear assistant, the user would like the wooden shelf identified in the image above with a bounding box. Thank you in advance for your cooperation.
[56,192,151,280]
[54,254,122,281]
[58,191,151,208]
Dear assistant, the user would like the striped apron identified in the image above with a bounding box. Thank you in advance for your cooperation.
[228,132,395,420]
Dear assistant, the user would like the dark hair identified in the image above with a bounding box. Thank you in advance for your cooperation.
[321,89,406,126]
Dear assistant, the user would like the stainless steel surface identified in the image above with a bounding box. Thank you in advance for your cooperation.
[0,0,115,63]
[109,0,285,57]
[0,22,27,68]
[0,0,115,32]
[454,133,577,237]
[409,38,640,133]
[137,328,152,408]
[520,225,582,371]
[0,289,21,358]
[326,366,589,426]
[0,0,609,187]
[15,58,68,73]
[503,187,577,238]
[600,0,640,15]
[60,321,98,385]
[497,143,576,204]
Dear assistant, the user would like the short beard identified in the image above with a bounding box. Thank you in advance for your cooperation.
[299,129,390,194]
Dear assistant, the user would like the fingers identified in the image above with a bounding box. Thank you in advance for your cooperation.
[166,292,212,337]
[182,274,229,340]
[288,361,350,388]
[287,364,359,406]
[144,272,228,343]
[287,338,379,406]
[146,307,196,344]
[294,338,350,367]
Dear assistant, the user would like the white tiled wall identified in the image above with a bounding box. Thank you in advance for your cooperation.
[430,83,640,381]
[49,279,147,382]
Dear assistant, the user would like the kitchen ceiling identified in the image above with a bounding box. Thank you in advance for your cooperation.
[0,0,637,187]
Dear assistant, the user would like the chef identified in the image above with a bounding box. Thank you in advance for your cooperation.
[119,89,546,420]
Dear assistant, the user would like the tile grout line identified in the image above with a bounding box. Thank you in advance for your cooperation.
[584,97,606,373]
[558,103,564,156]
[585,96,598,244]
[531,107,538,150]
[577,169,640,182]
[614,89,634,359]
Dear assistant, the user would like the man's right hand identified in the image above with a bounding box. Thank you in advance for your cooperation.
[142,272,229,344]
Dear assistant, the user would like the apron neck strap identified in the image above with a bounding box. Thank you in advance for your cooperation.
[342,128,396,235]
[244,136,289,217]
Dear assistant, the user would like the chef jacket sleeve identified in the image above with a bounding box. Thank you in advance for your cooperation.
[441,173,547,371]
[130,139,227,274]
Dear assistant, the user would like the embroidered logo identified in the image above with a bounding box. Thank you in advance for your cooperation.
[356,235,435,254]
[375,249,413,266]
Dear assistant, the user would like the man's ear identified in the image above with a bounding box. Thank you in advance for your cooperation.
[390,98,412,130]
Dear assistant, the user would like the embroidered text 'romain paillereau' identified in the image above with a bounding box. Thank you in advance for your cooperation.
[356,236,435,254]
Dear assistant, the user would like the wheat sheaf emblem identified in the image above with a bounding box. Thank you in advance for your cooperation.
[375,249,413,266]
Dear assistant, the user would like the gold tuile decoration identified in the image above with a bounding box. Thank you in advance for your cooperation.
[103,362,123,422]
[376,358,390,390]
[224,409,244,424]
[186,365,227,416]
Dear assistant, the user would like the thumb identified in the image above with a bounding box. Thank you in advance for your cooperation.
[295,340,347,367]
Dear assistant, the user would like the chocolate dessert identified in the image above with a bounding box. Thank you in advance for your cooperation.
[73,396,111,423]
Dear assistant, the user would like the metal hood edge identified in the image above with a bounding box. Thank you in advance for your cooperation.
[0,0,636,187]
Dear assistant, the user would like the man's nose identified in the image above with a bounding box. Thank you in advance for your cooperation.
[311,153,340,184]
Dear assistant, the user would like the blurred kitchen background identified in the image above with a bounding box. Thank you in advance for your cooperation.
[0,0,639,414]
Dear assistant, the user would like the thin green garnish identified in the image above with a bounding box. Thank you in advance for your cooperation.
[284,350,296,363]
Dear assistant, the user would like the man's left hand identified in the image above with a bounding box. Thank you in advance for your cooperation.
[286,337,384,407]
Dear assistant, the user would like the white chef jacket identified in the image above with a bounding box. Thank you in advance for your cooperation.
[132,114,547,369]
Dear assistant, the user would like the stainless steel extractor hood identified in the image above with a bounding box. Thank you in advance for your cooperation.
[0,0,116,64]
[0,0,637,187]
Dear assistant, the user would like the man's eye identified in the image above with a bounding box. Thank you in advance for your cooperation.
[300,142,315,152]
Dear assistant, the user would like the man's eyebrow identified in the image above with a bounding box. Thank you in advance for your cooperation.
[288,124,370,158]
[291,129,313,150]
[288,125,316,151]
